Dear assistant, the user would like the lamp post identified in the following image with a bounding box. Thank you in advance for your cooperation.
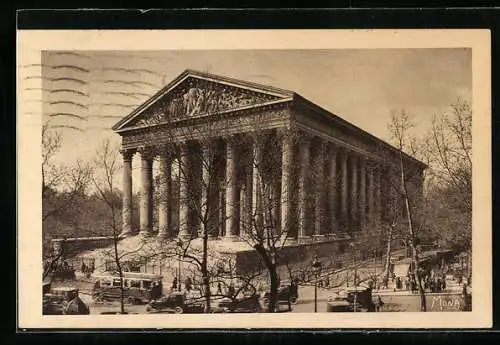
[176,238,183,292]
[312,255,322,313]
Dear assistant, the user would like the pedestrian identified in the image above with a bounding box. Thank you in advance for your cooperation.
[172,277,178,290]
[228,283,235,298]
[217,282,223,295]
[382,276,389,289]
[185,277,192,291]
[373,295,384,312]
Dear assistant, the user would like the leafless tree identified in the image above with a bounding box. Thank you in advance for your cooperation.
[91,139,129,313]
[42,122,93,223]
[426,98,472,277]
[388,109,427,311]
[42,121,92,280]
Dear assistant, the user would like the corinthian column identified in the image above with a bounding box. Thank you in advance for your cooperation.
[280,132,293,239]
[225,137,239,241]
[298,136,310,240]
[359,157,367,231]
[120,148,135,237]
[178,143,191,240]
[201,140,216,238]
[349,155,359,232]
[339,151,349,232]
[139,147,154,237]
[367,161,375,228]
[374,164,382,225]
[314,141,326,238]
[251,135,264,236]
[328,145,338,235]
[157,146,173,238]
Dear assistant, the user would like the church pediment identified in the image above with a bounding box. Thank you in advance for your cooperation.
[113,70,294,131]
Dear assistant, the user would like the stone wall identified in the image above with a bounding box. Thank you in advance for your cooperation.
[52,237,116,258]
[234,234,384,283]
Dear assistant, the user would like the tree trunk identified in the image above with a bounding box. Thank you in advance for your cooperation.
[268,264,278,313]
[253,243,278,313]
[399,152,426,312]
[383,226,393,288]
[202,225,211,313]
[113,232,125,314]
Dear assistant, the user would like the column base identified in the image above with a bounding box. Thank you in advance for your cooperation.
[223,235,240,242]
[118,231,134,239]
[178,232,192,241]
[312,234,326,242]
[281,237,298,246]
[339,232,352,240]
[157,231,168,238]
[325,233,339,241]
[298,236,312,244]
[139,231,154,238]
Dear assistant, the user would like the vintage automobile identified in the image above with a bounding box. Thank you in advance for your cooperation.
[212,294,262,313]
[344,286,374,311]
[145,292,204,314]
[326,296,364,312]
[92,272,163,305]
[326,286,373,313]
[261,284,298,308]
[43,287,90,315]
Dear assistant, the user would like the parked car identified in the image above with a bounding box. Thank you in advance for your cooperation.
[326,296,363,312]
[210,298,232,313]
[261,284,298,311]
[212,294,262,313]
[326,286,374,313]
[344,286,374,311]
[145,292,204,314]
[43,287,90,315]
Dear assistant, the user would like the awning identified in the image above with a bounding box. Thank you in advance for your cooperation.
[393,263,411,277]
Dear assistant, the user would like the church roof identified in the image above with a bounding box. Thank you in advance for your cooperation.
[111,69,294,132]
[112,69,427,169]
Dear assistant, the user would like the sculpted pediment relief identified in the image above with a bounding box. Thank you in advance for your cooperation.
[122,76,289,129]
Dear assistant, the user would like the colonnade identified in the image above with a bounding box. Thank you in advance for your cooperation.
[120,130,393,242]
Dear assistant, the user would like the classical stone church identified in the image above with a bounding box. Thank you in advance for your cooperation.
[62,69,426,282]
[113,69,425,241]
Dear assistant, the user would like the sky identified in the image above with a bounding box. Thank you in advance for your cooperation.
[24,48,472,190]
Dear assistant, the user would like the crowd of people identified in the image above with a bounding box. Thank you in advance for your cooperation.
[80,261,95,278]
[44,260,76,280]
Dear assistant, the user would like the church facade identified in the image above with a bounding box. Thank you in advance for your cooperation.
[112,69,426,264]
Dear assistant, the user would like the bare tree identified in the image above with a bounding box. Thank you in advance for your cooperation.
[42,121,92,280]
[42,122,92,223]
[91,139,128,313]
[426,98,472,277]
[388,109,427,311]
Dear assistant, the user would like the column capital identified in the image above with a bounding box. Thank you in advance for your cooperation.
[297,132,313,145]
[155,143,176,158]
[120,148,136,161]
[138,146,155,160]
[327,142,338,155]
[276,127,297,140]
[350,153,359,163]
